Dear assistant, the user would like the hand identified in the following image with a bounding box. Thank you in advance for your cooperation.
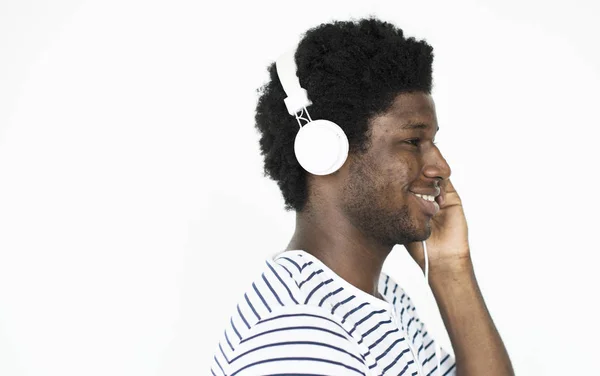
[404,178,471,273]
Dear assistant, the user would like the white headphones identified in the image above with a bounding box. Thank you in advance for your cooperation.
[275,49,349,176]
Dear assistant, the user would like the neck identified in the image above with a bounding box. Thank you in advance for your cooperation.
[284,208,393,299]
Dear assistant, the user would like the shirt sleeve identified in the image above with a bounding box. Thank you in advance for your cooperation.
[382,272,457,376]
[399,293,457,376]
[416,320,457,376]
[211,305,371,376]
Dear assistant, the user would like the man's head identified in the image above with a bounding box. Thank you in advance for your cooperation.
[255,18,450,246]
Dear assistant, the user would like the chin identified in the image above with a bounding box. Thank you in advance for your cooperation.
[413,217,433,242]
[393,220,431,245]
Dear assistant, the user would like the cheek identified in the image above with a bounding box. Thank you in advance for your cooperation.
[381,162,418,203]
[385,160,416,185]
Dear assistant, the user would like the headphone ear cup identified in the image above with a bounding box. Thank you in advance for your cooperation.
[294,119,349,175]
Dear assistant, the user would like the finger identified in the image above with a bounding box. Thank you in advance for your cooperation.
[443,178,462,205]
[444,178,456,194]
[438,178,459,207]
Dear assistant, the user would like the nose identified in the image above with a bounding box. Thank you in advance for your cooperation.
[423,145,451,183]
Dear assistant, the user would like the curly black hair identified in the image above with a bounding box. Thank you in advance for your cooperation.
[255,17,434,213]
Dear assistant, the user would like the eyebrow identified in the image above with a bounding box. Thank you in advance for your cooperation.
[401,122,440,132]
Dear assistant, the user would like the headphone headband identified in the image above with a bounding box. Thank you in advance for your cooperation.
[275,49,313,115]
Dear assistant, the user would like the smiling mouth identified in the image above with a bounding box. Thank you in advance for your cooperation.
[410,192,440,216]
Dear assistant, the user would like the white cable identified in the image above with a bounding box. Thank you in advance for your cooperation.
[424,239,429,281]
[422,240,442,376]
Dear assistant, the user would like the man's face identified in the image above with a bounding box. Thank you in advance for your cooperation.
[340,92,451,247]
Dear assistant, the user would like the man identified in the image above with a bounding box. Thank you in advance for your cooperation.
[210,17,514,375]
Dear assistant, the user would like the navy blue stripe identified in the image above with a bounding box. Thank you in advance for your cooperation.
[240,325,347,344]
[237,305,250,329]
[427,365,438,376]
[230,340,365,365]
[266,261,299,304]
[213,356,224,374]
[376,337,405,361]
[278,262,294,278]
[382,349,411,373]
[417,343,425,356]
[299,269,324,288]
[349,309,387,335]
[244,293,261,321]
[384,275,389,295]
[231,317,241,340]
[257,312,334,325]
[219,343,229,363]
[428,355,454,376]
[230,357,366,376]
[422,352,436,365]
[331,295,355,314]
[210,368,217,376]
[257,312,343,332]
[407,317,415,332]
[441,353,450,364]
[342,302,369,323]
[369,328,400,349]
[304,278,334,304]
[443,362,456,376]
[361,319,392,340]
[393,284,398,294]
[254,313,355,341]
[319,287,343,307]
[412,329,420,343]
[398,361,413,376]
[262,273,284,306]
[301,261,313,271]
[253,282,272,313]
[224,330,234,351]
[278,256,302,272]
[424,339,434,350]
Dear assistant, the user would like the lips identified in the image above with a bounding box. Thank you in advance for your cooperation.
[411,192,440,216]
[410,187,444,208]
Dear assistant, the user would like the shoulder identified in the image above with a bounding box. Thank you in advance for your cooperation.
[213,301,369,375]
[227,304,368,375]
[224,258,305,344]
[210,254,372,375]
[217,251,347,348]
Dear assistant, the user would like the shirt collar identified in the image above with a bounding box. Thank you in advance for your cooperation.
[276,249,394,312]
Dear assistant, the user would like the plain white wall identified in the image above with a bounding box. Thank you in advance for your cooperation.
[1,0,598,375]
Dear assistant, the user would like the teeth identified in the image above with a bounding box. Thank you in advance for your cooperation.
[414,193,435,202]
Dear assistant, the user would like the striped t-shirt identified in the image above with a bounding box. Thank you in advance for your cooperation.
[210,250,457,376]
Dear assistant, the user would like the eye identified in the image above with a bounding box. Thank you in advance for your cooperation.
[404,139,439,148]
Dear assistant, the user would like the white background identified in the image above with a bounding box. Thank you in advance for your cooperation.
[1,0,598,375]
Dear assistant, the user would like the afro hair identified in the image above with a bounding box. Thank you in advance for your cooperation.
[255,17,435,212]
